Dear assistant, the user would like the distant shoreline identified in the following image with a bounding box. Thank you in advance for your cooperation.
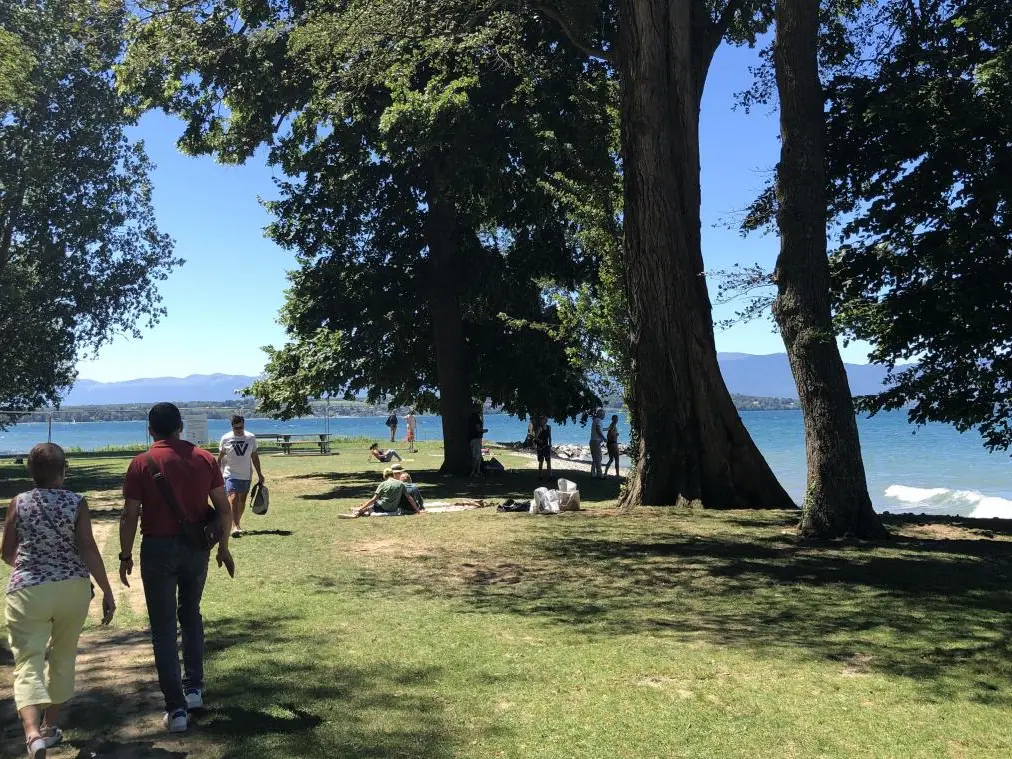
[7,395,799,424]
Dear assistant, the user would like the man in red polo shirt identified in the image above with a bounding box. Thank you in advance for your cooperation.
[119,402,235,733]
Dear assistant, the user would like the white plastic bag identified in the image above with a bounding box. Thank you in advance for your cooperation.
[556,478,581,511]
[532,487,549,513]
[532,487,561,514]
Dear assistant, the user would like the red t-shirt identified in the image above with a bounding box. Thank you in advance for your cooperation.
[123,439,224,537]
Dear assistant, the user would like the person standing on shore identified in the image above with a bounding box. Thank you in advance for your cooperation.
[468,404,487,477]
[533,416,553,481]
[120,402,235,734]
[603,414,621,478]
[589,409,605,478]
[3,443,116,758]
[217,415,264,539]
[405,410,417,453]
[385,412,398,443]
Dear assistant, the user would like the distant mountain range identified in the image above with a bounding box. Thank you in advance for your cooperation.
[62,354,893,407]
[716,353,892,398]
[62,374,258,406]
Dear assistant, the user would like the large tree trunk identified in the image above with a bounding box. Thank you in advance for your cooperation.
[616,0,794,509]
[772,0,885,537]
[425,189,474,476]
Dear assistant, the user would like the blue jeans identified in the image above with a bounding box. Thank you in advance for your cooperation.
[140,535,209,712]
[225,477,251,494]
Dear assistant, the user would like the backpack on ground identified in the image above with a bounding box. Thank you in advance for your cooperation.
[481,457,506,476]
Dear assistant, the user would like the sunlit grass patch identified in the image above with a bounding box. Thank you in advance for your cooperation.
[0,448,1010,758]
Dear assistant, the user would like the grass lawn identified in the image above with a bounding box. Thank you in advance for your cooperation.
[1,441,1011,758]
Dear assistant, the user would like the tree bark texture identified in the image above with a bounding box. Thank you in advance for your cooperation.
[425,189,475,476]
[772,0,885,537]
[616,0,795,509]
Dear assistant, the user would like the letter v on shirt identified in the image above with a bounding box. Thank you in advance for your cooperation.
[219,431,257,479]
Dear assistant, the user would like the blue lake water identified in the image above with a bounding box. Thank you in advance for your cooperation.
[2,410,1009,519]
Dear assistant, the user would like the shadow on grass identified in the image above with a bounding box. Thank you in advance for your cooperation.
[0,458,189,524]
[197,615,464,759]
[2,615,466,759]
[0,629,177,759]
[356,510,1012,706]
[235,529,294,537]
[0,460,128,502]
[70,742,186,758]
[299,467,623,505]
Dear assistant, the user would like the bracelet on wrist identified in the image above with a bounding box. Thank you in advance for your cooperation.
[119,553,132,562]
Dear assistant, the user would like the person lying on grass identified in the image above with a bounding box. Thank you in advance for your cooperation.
[341,468,421,518]
[368,443,403,463]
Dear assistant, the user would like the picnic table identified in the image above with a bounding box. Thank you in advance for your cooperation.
[257,433,332,455]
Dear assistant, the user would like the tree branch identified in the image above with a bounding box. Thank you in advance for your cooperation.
[714,0,750,41]
[133,0,207,23]
[531,3,614,63]
[692,0,750,100]
[463,0,508,31]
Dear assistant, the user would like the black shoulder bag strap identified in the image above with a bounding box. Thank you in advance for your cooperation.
[144,455,221,552]
[145,455,189,526]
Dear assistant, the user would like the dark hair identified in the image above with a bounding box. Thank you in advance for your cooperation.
[231,414,245,426]
[369,443,379,450]
[148,402,183,439]
[27,443,66,486]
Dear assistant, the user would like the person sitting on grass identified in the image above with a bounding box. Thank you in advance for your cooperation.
[392,466,424,511]
[368,443,403,463]
[341,468,421,518]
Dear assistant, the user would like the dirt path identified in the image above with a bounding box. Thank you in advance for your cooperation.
[0,522,217,758]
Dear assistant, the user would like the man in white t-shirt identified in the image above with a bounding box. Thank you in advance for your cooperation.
[217,414,264,538]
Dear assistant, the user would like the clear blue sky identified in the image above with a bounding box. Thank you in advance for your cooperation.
[75,41,873,383]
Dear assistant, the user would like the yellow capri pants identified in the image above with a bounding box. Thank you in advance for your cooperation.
[5,577,92,711]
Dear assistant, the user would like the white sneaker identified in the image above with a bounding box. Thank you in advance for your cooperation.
[163,709,188,733]
[185,689,203,710]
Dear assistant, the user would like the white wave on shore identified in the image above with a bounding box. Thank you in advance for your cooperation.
[884,484,1012,520]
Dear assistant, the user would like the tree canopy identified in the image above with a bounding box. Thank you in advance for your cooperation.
[826,0,1012,451]
[0,28,34,109]
[120,1,618,443]
[738,0,1012,451]
[0,0,179,413]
